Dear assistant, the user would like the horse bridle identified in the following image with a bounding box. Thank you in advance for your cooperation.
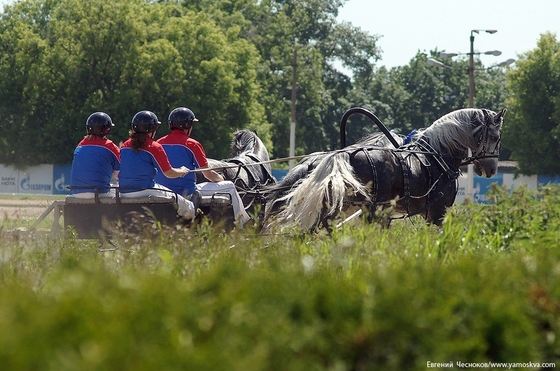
[461,109,502,166]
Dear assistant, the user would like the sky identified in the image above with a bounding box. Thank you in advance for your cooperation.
[336,0,560,68]
[1,0,558,69]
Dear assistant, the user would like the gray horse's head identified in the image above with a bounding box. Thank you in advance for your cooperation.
[420,107,506,178]
[471,108,505,178]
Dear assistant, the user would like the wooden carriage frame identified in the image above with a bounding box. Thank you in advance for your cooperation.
[33,188,235,240]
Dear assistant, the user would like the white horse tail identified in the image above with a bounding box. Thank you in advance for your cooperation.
[270,151,369,231]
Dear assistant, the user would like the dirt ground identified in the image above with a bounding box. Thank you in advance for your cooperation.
[0,198,62,221]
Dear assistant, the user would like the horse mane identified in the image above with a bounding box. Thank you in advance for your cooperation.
[413,108,483,155]
[230,129,271,163]
[231,130,255,155]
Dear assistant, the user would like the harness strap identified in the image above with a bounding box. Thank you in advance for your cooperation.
[403,178,457,219]
[412,151,432,219]
[461,154,499,166]
[245,153,276,186]
[395,151,411,215]
[414,139,460,181]
[360,148,378,220]
[227,157,261,184]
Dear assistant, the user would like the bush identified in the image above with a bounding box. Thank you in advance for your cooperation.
[1,186,560,370]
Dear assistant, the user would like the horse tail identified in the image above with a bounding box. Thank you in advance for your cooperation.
[266,151,369,231]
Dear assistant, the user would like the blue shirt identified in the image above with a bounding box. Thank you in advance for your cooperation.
[119,136,173,193]
[70,137,120,194]
[156,130,208,195]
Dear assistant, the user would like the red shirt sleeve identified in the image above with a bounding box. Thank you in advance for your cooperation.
[148,139,173,173]
[188,139,209,168]
[106,140,121,162]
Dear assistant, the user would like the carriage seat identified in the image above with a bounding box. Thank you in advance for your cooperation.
[200,193,232,207]
[65,194,177,204]
[63,193,178,239]
[118,195,177,205]
[65,195,116,204]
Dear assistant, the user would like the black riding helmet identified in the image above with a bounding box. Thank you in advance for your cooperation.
[86,112,114,136]
[131,110,161,134]
[168,107,198,130]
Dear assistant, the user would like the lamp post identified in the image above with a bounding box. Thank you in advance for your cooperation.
[468,29,498,108]
[427,29,514,201]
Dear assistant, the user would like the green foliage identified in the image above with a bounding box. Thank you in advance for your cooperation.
[0,0,551,174]
[347,51,510,145]
[3,187,560,369]
[187,0,381,156]
[0,0,270,167]
[438,184,560,254]
[504,32,560,175]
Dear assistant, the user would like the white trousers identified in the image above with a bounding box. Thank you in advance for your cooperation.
[120,184,196,219]
[72,185,117,199]
[195,181,251,226]
[72,191,114,199]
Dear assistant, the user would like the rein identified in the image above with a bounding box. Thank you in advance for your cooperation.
[460,154,498,166]
[202,117,499,202]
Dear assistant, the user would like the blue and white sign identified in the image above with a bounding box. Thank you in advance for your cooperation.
[473,174,503,204]
[53,164,72,195]
[0,164,19,194]
[19,165,53,194]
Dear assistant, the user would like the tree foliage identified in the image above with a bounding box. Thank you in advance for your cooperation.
[503,32,560,175]
[341,51,510,146]
[0,0,268,167]
[0,0,521,170]
[181,0,382,156]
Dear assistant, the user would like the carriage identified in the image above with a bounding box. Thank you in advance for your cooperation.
[33,106,504,240]
[33,129,275,243]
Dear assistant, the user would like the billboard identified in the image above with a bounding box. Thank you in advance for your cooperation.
[19,165,54,195]
[53,164,72,195]
[456,173,503,203]
[0,164,19,194]
[0,164,73,195]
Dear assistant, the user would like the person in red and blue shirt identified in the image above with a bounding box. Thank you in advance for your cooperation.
[119,110,199,220]
[154,113,208,196]
[70,112,120,198]
[156,107,250,227]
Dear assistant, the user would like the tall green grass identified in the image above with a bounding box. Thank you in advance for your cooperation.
[1,185,559,370]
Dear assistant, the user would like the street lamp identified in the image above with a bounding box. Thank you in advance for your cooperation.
[469,29,497,107]
[427,29,515,201]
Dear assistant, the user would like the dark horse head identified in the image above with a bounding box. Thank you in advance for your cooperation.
[197,129,276,214]
[262,108,505,232]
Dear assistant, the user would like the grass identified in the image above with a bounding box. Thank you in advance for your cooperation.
[0,184,559,370]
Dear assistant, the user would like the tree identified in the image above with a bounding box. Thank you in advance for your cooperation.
[344,52,469,145]
[344,51,509,147]
[182,0,382,157]
[503,32,560,175]
[248,1,381,156]
[0,0,269,167]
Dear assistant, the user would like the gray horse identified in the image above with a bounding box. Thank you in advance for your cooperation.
[263,108,505,232]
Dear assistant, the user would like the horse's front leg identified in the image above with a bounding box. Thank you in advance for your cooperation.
[366,202,395,228]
